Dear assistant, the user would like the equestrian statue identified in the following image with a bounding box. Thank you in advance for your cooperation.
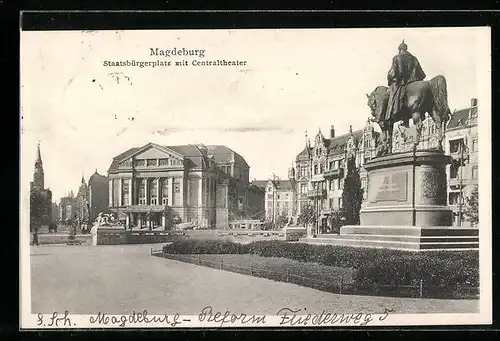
[366,40,452,156]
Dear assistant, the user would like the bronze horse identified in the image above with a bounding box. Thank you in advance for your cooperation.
[366,75,452,156]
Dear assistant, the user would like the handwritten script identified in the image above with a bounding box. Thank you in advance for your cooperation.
[35,307,394,328]
[89,310,182,327]
[276,307,393,326]
[37,311,74,327]
[198,306,266,327]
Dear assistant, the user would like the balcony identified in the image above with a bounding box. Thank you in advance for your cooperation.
[308,189,327,199]
[323,168,344,179]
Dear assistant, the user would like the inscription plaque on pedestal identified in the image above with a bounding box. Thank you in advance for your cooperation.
[368,172,408,203]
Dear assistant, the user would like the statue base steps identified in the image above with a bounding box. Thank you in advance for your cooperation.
[299,225,478,251]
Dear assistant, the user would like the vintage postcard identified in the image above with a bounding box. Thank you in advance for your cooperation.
[20,26,492,329]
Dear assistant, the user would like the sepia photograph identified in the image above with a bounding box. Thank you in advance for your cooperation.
[20,26,491,328]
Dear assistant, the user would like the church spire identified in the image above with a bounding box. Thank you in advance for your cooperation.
[33,142,44,189]
[35,142,42,166]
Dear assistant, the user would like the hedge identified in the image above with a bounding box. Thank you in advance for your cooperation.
[163,240,479,288]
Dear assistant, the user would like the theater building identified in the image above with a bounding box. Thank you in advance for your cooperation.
[107,142,255,229]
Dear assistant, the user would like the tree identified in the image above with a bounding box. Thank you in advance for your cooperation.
[30,187,50,231]
[297,203,317,227]
[464,185,479,226]
[341,157,364,225]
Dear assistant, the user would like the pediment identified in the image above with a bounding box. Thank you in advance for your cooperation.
[136,147,172,159]
[119,144,185,168]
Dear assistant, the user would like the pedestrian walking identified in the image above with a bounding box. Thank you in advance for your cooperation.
[32,226,39,246]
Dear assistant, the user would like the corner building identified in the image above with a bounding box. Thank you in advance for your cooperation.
[107,142,254,229]
[291,97,480,231]
[444,98,479,227]
[294,125,375,232]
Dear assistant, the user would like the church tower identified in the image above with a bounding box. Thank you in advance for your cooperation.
[33,142,44,189]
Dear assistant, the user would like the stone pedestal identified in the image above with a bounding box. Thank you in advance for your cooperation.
[300,149,478,251]
[360,149,453,227]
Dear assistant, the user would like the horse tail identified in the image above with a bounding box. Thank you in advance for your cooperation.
[430,75,452,124]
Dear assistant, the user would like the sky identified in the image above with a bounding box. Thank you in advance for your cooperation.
[20,27,489,203]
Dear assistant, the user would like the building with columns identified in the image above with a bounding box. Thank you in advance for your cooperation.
[107,142,257,230]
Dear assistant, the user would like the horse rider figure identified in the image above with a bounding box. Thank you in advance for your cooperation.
[385,40,427,129]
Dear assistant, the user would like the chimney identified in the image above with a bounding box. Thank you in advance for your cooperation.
[330,125,335,138]
[471,98,478,107]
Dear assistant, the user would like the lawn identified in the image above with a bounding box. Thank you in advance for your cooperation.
[162,253,356,286]
[160,240,479,299]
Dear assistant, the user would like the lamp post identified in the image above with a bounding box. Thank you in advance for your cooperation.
[458,138,468,227]
[316,183,319,235]
[270,173,280,230]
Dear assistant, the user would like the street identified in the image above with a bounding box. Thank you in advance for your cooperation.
[30,244,479,315]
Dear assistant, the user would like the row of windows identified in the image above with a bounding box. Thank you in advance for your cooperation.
[112,178,182,206]
[298,198,343,210]
[312,160,342,175]
[132,158,182,167]
[266,202,292,213]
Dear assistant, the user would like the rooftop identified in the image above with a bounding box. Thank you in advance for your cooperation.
[108,143,250,173]
[447,106,478,130]
[296,128,364,161]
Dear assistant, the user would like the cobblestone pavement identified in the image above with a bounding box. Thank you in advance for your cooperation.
[29,244,479,315]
